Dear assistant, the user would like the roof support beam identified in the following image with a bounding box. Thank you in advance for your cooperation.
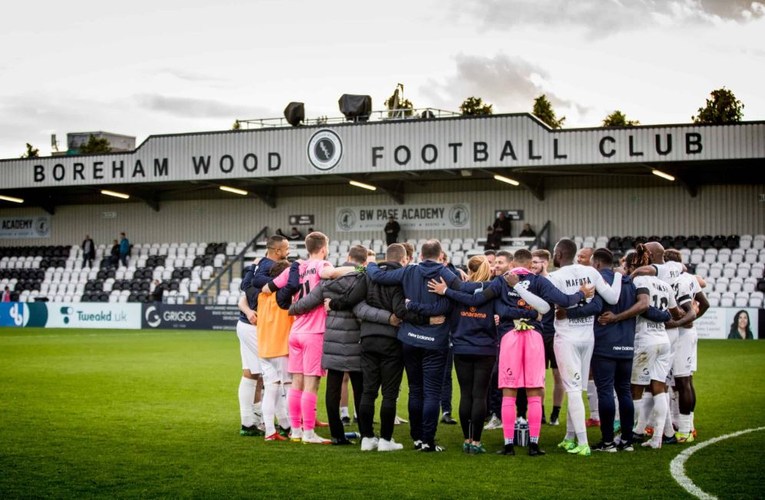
[40,203,56,215]
[253,187,277,208]
[675,175,698,198]
[514,173,545,201]
[137,196,160,212]
[377,180,405,205]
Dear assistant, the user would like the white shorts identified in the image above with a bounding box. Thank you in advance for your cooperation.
[553,335,593,393]
[261,356,291,385]
[673,327,698,378]
[631,339,670,386]
[237,320,262,374]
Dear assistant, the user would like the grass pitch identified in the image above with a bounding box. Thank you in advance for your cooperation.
[1,328,764,499]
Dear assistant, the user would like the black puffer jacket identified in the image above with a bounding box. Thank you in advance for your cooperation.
[288,266,366,372]
[346,262,429,340]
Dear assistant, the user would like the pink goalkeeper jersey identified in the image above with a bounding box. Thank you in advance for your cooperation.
[272,258,331,335]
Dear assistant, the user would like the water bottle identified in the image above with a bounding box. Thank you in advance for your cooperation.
[345,431,361,439]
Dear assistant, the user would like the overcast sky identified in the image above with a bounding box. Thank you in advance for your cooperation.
[1,0,762,159]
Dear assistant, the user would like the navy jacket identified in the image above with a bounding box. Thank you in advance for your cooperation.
[366,260,457,350]
[407,280,498,356]
[240,258,274,323]
[240,259,298,322]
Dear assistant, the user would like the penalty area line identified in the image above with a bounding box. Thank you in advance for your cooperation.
[669,426,765,500]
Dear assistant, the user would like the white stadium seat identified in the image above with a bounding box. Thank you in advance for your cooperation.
[734,293,749,308]
[728,278,743,294]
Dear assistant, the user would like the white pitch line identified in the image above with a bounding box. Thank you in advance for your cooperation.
[670,426,765,500]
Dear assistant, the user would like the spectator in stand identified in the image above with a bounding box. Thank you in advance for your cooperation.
[487,212,512,249]
[519,224,536,237]
[2,286,11,302]
[484,226,497,250]
[119,232,130,267]
[151,280,167,302]
[110,239,120,267]
[82,234,95,268]
[277,227,303,241]
[384,216,401,246]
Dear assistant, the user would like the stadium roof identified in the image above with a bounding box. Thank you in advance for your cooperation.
[1,113,762,213]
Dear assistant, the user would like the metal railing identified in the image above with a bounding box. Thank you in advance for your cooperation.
[195,226,268,304]
[533,220,552,250]
[237,108,461,129]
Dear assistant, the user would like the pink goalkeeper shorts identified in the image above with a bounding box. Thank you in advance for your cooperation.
[498,328,546,389]
[287,332,326,377]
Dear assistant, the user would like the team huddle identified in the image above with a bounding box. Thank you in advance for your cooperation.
[234,231,707,456]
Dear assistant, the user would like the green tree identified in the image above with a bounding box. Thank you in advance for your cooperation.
[232,120,241,130]
[460,96,493,116]
[21,143,39,158]
[532,95,565,129]
[384,84,414,118]
[692,87,744,124]
[602,110,640,127]
[78,134,111,154]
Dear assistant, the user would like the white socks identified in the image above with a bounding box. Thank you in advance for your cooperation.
[568,391,587,445]
[277,383,291,429]
[652,392,668,444]
[662,394,675,438]
[262,382,292,435]
[238,377,257,427]
[262,383,279,436]
[635,392,654,434]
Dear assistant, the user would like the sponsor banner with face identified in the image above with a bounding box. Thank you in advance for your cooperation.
[0,215,51,239]
[142,304,240,331]
[724,307,759,340]
[336,204,470,232]
[695,307,760,340]
[45,303,141,329]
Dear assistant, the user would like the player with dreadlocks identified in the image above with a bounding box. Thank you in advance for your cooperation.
[623,244,683,449]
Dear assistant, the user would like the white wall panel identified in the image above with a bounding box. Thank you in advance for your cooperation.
[1,181,762,249]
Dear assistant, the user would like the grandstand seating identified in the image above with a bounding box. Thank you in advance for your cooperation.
[582,233,765,308]
[1,242,232,305]
[3,233,765,309]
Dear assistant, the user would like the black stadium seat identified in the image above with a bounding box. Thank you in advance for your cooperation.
[699,235,713,249]
[685,235,699,249]
[712,235,726,249]
[621,236,635,252]
[726,235,740,249]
